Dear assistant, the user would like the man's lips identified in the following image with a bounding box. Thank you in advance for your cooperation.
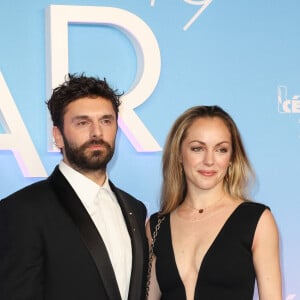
[87,144,105,150]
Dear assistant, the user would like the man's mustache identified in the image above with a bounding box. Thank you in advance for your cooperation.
[82,139,111,149]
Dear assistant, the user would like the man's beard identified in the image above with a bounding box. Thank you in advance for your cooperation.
[62,135,114,172]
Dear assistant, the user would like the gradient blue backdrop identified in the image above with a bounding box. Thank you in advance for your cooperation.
[0,1,299,299]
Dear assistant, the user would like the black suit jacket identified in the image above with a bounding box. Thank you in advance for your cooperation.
[0,166,148,300]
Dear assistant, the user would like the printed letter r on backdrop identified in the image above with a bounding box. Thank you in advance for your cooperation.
[46,5,162,152]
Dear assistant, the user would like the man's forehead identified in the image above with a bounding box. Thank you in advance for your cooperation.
[64,97,115,115]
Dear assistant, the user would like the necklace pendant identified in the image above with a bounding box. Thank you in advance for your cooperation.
[198,209,204,213]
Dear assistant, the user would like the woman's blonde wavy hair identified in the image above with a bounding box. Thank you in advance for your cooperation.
[160,105,255,215]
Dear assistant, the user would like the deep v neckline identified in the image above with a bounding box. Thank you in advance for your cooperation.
[168,202,247,299]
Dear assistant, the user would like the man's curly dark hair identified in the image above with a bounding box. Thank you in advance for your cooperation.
[46,73,123,130]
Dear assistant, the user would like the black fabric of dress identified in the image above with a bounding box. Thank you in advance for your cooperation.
[149,202,268,300]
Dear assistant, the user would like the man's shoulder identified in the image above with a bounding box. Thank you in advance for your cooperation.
[116,186,145,206]
[0,166,65,203]
[109,181,146,210]
[0,178,52,209]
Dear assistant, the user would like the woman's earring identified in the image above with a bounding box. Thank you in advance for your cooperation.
[180,162,184,174]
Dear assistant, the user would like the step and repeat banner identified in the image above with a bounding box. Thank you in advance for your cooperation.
[0,0,299,298]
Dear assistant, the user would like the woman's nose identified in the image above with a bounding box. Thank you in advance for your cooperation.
[203,151,214,166]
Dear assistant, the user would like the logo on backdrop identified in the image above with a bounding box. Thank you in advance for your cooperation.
[277,85,300,113]
[277,85,300,141]
[150,0,213,31]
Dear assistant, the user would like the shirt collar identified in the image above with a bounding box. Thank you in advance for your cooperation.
[58,160,114,209]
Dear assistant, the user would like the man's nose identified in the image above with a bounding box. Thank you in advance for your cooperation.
[90,122,102,138]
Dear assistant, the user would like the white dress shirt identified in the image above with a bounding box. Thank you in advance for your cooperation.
[59,161,132,300]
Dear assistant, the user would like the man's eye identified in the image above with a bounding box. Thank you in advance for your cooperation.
[77,121,87,126]
[101,119,112,125]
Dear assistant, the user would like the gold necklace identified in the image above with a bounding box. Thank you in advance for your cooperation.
[184,194,225,214]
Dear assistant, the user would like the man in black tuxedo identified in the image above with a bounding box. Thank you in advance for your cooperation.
[0,74,148,300]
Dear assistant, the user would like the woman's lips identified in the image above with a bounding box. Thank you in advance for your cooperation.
[199,170,216,176]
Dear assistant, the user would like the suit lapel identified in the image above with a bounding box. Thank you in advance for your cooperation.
[110,182,146,300]
[48,167,122,300]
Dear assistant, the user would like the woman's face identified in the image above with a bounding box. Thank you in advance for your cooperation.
[180,117,232,193]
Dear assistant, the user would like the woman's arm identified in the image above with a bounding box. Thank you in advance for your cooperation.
[145,219,162,300]
[252,209,282,300]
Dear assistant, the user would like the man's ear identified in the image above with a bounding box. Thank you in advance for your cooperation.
[53,126,64,149]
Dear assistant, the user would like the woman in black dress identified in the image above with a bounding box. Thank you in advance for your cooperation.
[146,105,282,300]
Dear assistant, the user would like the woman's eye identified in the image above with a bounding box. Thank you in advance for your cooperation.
[191,147,203,152]
[218,147,228,153]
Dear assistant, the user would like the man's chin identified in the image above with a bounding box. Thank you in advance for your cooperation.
[74,161,107,172]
